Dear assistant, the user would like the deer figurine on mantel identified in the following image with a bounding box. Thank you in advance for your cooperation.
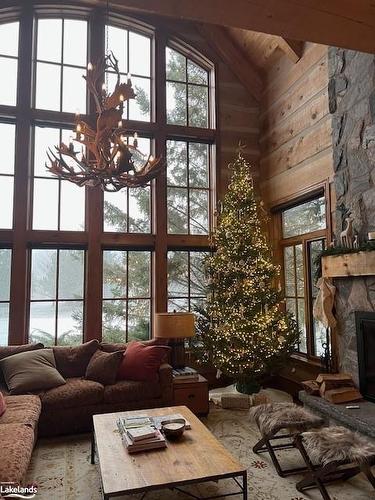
[340,215,355,248]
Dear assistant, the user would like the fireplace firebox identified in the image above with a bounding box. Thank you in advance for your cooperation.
[355,311,375,403]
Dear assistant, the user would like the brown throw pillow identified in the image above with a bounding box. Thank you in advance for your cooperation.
[0,343,44,361]
[0,343,45,387]
[53,339,99,378]
[0,349,66,395]
[85,350,123,385]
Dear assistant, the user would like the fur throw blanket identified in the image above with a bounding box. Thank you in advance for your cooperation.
[250,402,323,436]
[302,426,375,466]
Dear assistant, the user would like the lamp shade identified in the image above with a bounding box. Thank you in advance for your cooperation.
[154,312,195,339]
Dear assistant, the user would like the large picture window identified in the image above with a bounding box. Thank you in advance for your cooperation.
[167,251,208,312]
[167,140,210,234]
[35,18,87,113]
[103,136,152,233]
[0,22,19,106]
[0,248,12,345]
[107,25,152,122]
[0,6,215,345]
[29,249,85,346]
[280,195,327,358]
[0,122,16,229]
[102,250,151,342]
[166,47,210,128]
[33,126,86,231]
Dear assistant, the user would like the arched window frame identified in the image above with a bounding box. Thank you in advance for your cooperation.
[0,2,217,345]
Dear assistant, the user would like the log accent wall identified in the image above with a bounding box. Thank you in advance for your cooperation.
[259,42,334,211]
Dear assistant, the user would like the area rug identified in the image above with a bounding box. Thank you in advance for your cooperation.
[25,406,374,500]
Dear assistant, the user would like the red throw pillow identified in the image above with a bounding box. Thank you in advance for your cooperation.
[0,392,6,417]
[117,341,170,382]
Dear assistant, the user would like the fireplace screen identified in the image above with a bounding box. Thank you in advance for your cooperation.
[356,311,375,403]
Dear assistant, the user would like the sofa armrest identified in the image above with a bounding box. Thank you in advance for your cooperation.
[159,363,173,405]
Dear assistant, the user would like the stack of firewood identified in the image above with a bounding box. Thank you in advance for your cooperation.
[302,373,362,403]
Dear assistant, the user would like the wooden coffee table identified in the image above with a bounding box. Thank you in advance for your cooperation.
[92,405,247,499]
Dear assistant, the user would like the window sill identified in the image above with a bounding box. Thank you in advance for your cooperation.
[291,353,324,368]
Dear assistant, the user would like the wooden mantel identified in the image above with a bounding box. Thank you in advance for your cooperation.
[322,251,375,278]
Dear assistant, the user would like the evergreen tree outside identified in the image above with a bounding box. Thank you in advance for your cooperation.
[102,48,210,341]
[199,152,299,393]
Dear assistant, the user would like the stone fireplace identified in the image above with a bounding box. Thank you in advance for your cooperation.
[329,48,375,386]
[356,311,375,402]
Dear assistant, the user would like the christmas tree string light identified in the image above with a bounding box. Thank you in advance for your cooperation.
[198,151,299,394]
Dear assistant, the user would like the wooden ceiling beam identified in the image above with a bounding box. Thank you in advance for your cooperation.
[277,38,304,63]
[94,0,375,54]
[197,24,263,102]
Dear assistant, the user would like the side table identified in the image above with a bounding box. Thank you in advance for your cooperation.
[173,374,209,416]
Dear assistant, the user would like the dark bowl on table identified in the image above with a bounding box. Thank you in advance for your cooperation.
[160,418,186,440]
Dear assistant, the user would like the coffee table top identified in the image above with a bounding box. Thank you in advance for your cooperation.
[93,405,246,497]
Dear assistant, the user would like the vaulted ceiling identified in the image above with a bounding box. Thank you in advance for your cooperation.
[91,0,375,54]
[20,0,373,102]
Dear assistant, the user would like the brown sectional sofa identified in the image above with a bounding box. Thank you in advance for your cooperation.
[0,395,41,485]
[0,340,173,485]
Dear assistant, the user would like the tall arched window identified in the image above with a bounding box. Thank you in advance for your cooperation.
[0,4,216,346]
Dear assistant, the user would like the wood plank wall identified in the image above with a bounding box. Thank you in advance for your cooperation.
[259,42,334,214]
[166,22,260,198]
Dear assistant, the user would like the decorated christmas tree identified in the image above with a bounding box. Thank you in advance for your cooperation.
[200,151,299,393]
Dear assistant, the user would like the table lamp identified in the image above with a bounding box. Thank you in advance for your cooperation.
[154,312,195,369]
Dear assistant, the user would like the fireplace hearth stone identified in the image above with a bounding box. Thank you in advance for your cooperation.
[299,391,375,441]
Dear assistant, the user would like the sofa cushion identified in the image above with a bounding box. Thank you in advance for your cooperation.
[117,341,170,382]
[53,339,99,378]
[0,343,44,388]
[1,395,41,430]
[100,342,128,353]
[0,423,35,484]
[0,349,66,395]
[85,349,123,385]
[0,343,44,361]
[0,391,6,416]
[40,377,104,410]
[103,379,161,404]
[100,338,168,353]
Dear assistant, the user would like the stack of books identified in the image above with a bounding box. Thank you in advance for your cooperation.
[172,367,199,381]
[117,416,166,453]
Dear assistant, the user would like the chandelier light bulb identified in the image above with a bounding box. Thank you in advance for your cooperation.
[118,120,122,128]
[149,155,154,163]
[119,94,124,102]
[87,62,93,71]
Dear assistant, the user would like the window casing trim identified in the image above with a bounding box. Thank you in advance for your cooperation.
[274,182,331,363]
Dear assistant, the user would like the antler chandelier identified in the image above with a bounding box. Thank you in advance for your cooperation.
[46,53,163,192]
